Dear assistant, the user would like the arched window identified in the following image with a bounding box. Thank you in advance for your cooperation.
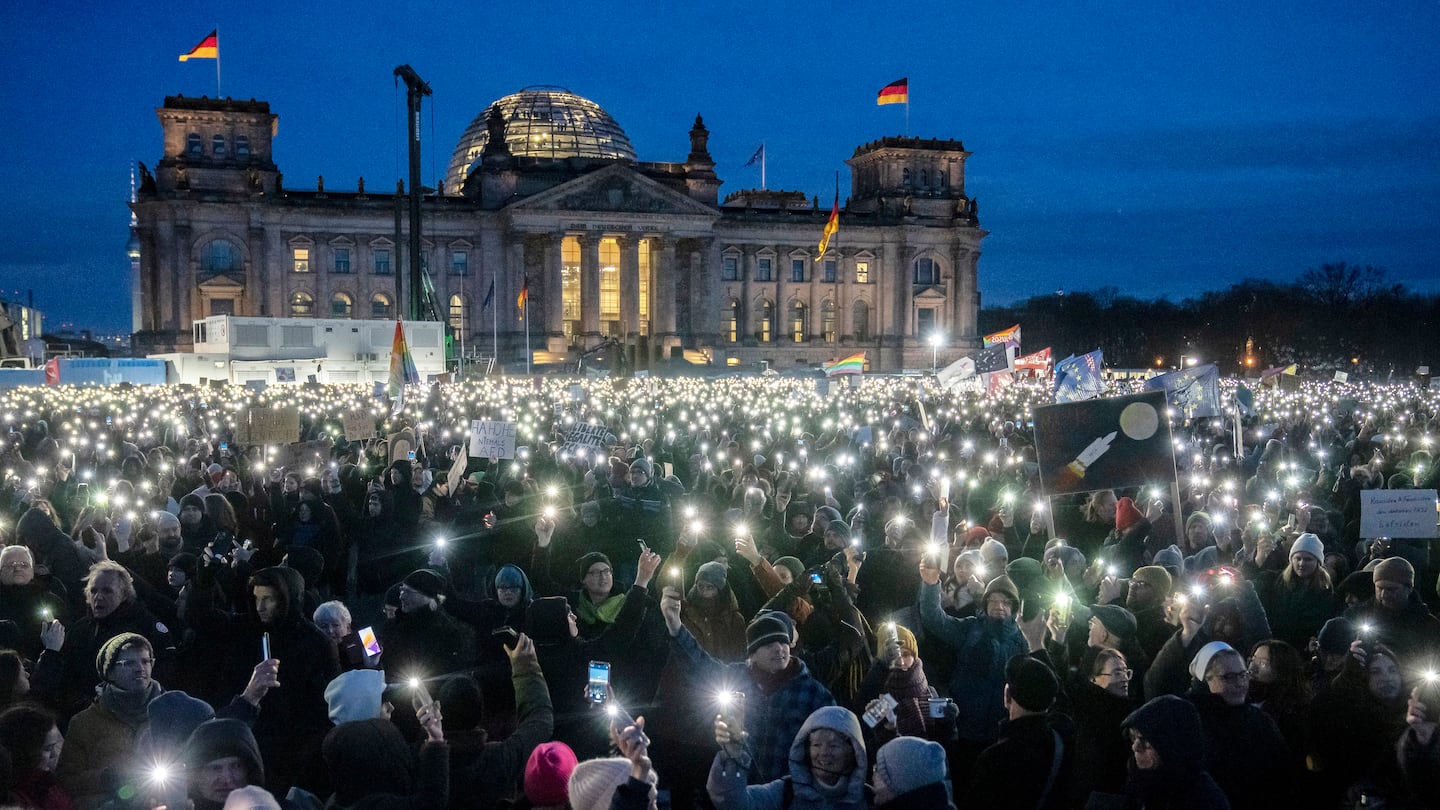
[755,300,774,343]
[920,169,929,188]
[789,301,807,343]
[186,133,203,156]
[448,294,466,335]
[203,239,242,273]
[724,298,739,343]
[330,292,353,318]
[853,300,870,342]
[289,291,314,317]
[212,134,226,158]
[821,299,837,343]
[902,167,911,187]
[370,293,394,320]
[234,135,250,157]
[937,170,948,189]
[914,257,938,285]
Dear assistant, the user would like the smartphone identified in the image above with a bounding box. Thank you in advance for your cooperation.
[221,442,229,451]
[358,626,382,657]
[411,679,434,711]
[586,660,611,704]
[719,690,747,737]
[261,631,271,662]
[809,572,824,584]
[490,626,519,640]
[407,450,417,461]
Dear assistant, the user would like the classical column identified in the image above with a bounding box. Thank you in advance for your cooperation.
[741,246,756,345]
[617,235,640,342]
[544,233,564,348]
[173,223,192,339]
[881,241,903,369]
[654,237,678,352]
[701,238,723,348]
[578,234,601,348]
[505,236,526,352]
[246,225,266,317]
[959,248,980,342]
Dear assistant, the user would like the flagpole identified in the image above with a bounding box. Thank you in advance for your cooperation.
[905,94,910,137]
[761,144,767,190]
[524,304,531,376]
[214,26,222,97]
[491,277,498,375]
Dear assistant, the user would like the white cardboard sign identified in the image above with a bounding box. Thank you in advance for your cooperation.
[1360,489,1438,539]
[469,420,518,459]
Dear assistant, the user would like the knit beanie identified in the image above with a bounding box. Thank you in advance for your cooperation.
[1005,655,1059,711]
[772,556,804,582]
[324,669,388,725]
[695,561,729,590]
[876,623,918,660]
[576,552,613,584]
[980,537,1008,565]
[568,757,650,810]
[1151,545,1184,577]
[1115,497,1145,531]
[1131,565,1173,598]
[1289,533,1325,562]
[628,458,654,483]
[1091,604,1138,640]
[1005,557,1045,599]
[383,582,404,610]
[873,736,948,806]
[746,612,792,655]
[1188,641,1236,682]
[1372,556,1415,588]
[964,526,992,548]
[1317,617,1356,654]
[826,519,851,538]
[401,568,446,601]
[525,741,579,806]
[96,632,153,679]
[982,575,1020,610]
[527,597,574,645]
[141,690,215,754]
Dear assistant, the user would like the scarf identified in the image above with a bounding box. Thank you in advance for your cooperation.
[575,592,627,628]
[98,679,164,728]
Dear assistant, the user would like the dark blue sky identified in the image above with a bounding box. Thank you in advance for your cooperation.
[3,1,1437,333]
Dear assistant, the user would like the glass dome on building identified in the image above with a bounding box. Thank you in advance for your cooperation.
[446,86,636,194]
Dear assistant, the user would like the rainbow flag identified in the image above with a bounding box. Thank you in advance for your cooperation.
[824,353,866,376]
[387,321,420,413]
[877,78,908,105]
[982,324,1021,348]
[179,30,219,61]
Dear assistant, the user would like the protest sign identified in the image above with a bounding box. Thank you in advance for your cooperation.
[388,428,416,463]
[1033,390,1176,496]
[1333,371,1349,383]
[238,407,301,446]
[469,420,518,459]
[560,422,617,455]
[1360,490,1438,539]
[342,412,377,442]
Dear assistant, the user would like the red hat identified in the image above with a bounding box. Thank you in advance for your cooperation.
[1115,497,1144,531]
[963,526,992,548]
[525,741,579,806]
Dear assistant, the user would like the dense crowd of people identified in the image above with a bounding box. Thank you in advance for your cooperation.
[0,373,1436,809]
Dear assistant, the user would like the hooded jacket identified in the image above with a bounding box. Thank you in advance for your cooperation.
[708,706,870,810]
[184,719,266,810]
[1187,690,1289,809]
[1121,696,1230,810]
[322,720,449,810]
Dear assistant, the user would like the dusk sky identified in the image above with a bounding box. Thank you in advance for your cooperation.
[2,1,1437,333]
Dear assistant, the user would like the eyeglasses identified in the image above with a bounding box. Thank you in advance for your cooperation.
[1098,668,1133,680]
[1,562,32,570]
[586,568,613,577]
[1209,671,1250,684]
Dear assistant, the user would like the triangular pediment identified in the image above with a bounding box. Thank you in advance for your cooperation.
[507,164,718,218]
[197,273,245,290]
[914,286,949,301]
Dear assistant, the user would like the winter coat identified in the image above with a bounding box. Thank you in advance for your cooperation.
[671,626,836,784]
[9,768,75,810]
[873,781,955,810]
[917,580,1026,743]
[707,705,870,810]
[322,722,449,810]
[34,598,176,716]
[1121,696,1231,810]
[378,604,476,681]
[1188,690,1290,810]
[1306,665,1410,802]
[447,648,555,809]
[0,578,68,658]
[56,693,149,810]
[15,507,87,612]
[1345,591,1440,664]
[1253,570,1338,652]
[963,712,1076,810]
[1069,678,1137,799]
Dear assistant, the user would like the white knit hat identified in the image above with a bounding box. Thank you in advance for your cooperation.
[1188,640,1236,682]
[1289,533,1324,562]
[567,757,653,810]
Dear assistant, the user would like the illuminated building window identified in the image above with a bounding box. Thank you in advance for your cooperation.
[600,237,619,336]
[724,298,739,343]
[562,236,581,340]
[330,292,353,318]
[292,248,311,273]
[638,239,651,335]
[855,261,870,284]
[789,301,807,343]
[290,291,314,317]
[756,299,774,343]
[821,299,836,343]
[371,293,394,319]
[448,294,465,334]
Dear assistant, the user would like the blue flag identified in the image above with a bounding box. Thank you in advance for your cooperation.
[1145,363,1221,419]
[1054,349,1105,403]
[744,144,765,167]
[480,279,495,312]
[1234,383,1257,417]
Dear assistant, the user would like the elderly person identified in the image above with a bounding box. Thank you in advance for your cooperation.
[314,599,377,671]
[0,544,66,658]
[1187,642,1290,808]
[708,706,869,810]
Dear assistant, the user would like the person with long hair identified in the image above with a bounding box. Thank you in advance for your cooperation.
[1069,647,1137,801]
[1253,533,1337,651]
[0,704,71,810]
[1246,640,1311,767]
[0,651,31,709]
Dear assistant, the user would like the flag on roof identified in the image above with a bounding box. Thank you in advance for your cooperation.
[744,144,765,167]
[816,192,839,260]
[877,78,908,105]
[179,29,218,61]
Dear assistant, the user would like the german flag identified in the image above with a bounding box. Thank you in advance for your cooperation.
[815,192,839,260]
[877,78,908,106]
[516,278,528,321]
[179,29,219,61]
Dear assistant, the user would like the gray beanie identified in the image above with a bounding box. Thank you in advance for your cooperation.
[1290,533,1324,562]
[873,736,948,806]
[694,560,729,590]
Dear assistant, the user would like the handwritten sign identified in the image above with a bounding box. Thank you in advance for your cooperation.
[1360,489,1438,539]
[342,412,377,442]
[240,407,301,446]
[469,420,518,459]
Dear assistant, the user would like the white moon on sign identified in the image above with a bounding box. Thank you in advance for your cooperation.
[1119,402,1159,441]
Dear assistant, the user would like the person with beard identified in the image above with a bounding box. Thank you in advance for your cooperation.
[55,633,163,810]
[378,569,475,684]
[1186,643,1290,809]
[183,564,339,795]
[14,507,86,615]
[1306,642,1412,804]
[1344,556,1440,664]
[32,562,176,718]
[917,554,1027,782]
[1123,566,1175,663]
[1120,695,1230,810]
[0,545,66,659]
[1068,647,1138,802]
[116,511,184,599]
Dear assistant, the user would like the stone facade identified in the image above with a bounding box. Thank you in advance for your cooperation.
[132,93,985,371]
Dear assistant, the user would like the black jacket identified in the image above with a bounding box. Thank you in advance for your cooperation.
[963,712,1076,810]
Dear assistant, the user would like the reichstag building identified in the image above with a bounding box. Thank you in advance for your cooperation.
[130,87,985,370]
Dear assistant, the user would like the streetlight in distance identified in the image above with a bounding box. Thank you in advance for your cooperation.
[930,332,945,371]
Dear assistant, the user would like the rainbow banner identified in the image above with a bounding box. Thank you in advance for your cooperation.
[982,324,1021,348]
[824,352,866,376]
[387,321,420,413]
